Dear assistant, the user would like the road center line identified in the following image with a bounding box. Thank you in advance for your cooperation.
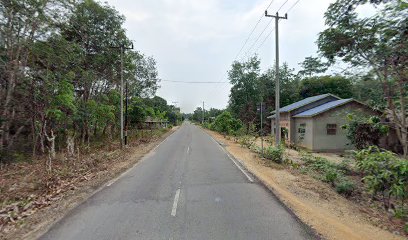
[171,189,181,217]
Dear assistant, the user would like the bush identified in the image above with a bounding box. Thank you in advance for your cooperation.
[238,135,256,149]
[212,111,243,135]
[324,168,340,185]
[300,152,355,196]
[355,146,408,211]
[264,145,285,163]
[335,179,355,197]
[342,114,388,150]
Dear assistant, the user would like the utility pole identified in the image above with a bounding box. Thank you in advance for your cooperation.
[258,102,265,157]
[261,102,264,156]
[265,11,287,146]
[110,42,134,148]
[202,101,205,124]
[172,101,178,125]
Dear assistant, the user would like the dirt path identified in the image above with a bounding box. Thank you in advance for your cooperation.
[207,130,404,240]
[0,127,178,240]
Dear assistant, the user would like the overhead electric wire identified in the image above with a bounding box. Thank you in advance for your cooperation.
[242,18,274,60]
[161,79,228,84]
[286,0,301,13]
[254,25,276,54]
[234,0,276,60]
[277,0,289,12]
[251,0,302,56]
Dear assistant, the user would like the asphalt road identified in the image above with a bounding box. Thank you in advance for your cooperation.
[40,123,315,240]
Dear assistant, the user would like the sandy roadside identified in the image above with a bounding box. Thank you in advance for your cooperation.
[205,129,404,240]
[1,127,179,240]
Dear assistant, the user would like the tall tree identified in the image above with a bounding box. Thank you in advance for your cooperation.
[318,0,408,156]
[228,56,262,133]
[298,75,353,99]
[298,56,329,77]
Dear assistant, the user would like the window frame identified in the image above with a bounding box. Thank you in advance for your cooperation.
[326,123,337,135]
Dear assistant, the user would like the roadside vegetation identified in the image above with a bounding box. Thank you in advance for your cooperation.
[0,0,182,236]
[195,1,408,235]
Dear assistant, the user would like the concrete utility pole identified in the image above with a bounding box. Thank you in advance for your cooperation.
[202,101,205,124]
[265,11,287,146]
[110,42,134,148]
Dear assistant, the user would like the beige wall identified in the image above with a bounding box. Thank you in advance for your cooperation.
[294,118,314,149]
[311,102,375,152]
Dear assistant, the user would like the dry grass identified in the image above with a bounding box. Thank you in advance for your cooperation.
[0,128,176,240]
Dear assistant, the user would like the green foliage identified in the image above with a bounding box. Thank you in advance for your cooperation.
[300,152,355,196]
[0,0,164,160]
[298,56,329,77]
[298,75,353,99]
[238,135,256,149]
[342,114,388,149]
[355,146,408,210]
[228,56,262,133]
[335,179,355,197]
[264,145,285,164]
[211,111,242,135]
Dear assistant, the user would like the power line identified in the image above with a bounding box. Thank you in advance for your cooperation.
[234,0,276,60]
[242,18,273,60]
[277,0,289,12]
[241,0,291,59]
[254,25,276,53]
[161,79,229,84]
[286,0,301,13]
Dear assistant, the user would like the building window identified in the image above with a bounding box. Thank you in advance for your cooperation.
[326,124,337,135]
[298,123,306,134]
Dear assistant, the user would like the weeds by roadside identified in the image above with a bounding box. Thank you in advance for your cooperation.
[0,128,170,235]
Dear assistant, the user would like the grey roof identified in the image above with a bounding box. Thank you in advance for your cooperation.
[267,114,276,119]
[293,99,353,117]
[270,94,339,114]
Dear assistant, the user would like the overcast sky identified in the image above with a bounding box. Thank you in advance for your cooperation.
[105,0,335,113]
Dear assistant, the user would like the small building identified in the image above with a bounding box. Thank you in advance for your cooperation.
[267,94,380,152]
[144,116,168,129]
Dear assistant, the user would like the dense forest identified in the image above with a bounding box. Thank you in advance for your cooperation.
[0,0,181,163]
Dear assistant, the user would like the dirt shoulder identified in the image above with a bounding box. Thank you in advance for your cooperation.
[206,130,404,240]
[0,127,178,240]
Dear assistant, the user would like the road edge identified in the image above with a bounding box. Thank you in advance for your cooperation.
[24,127,180,240]
[203,128,323,240]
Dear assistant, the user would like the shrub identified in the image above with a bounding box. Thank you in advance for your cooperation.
[335,179,355,197]
[300,152,355,196]
[355,146,408,210]
[212,111,243,135]
[324,168,340,185]
[264,145,285,163]
[342,114,388,150]
[238,135,255,149]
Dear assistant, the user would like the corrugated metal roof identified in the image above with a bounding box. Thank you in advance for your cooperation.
[293,99,353,117]
[273,94,338,113]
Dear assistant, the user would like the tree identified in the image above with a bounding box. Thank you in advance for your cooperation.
[298,56,328,77]
[318,0,408,156]
[211,111,243,135]
[0,0,71,157]
[298,75,353,99]
[0,0,162,162]
[228,56,262,133]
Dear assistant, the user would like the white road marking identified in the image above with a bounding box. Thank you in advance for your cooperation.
[207,133,254,183]
[171,189,181,217]
[187,146,190,153]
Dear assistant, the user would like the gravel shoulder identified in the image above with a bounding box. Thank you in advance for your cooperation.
[206,129,404,240]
